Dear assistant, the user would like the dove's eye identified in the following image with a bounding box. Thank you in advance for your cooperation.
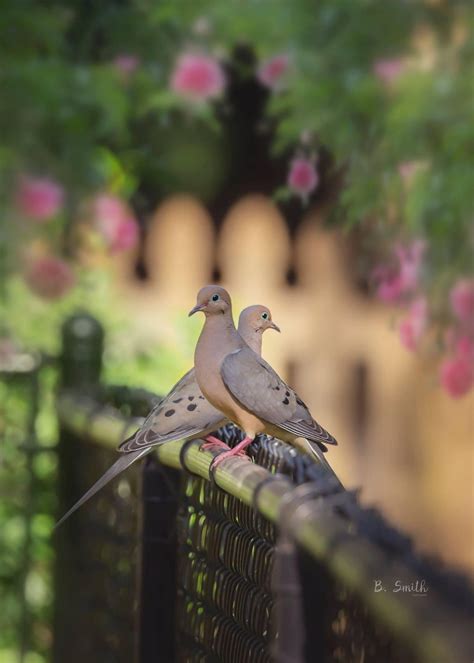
[261,312,268,320]
[211,294,220,302]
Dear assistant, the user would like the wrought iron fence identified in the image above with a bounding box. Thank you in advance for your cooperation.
[52,313,474,663]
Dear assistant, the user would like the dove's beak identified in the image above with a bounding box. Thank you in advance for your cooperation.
[270,321,281,333]
[188,303,205,317]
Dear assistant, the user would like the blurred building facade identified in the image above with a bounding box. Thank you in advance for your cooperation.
[103,193,473,575]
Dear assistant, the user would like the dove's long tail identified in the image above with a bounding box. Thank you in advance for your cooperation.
[54,447,150,529]
[304,439,344,488]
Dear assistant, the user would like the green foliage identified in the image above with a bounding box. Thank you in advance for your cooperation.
[0,368,57,663]
[261,2,473,284]
[1,269,195,389]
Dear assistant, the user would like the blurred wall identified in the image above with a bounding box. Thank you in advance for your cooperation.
[103,193,474,575]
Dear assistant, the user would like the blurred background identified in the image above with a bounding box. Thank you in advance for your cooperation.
[0,1,473,661]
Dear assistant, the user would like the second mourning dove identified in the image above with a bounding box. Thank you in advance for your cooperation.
[55,305,279,527]
[190,285,337,467]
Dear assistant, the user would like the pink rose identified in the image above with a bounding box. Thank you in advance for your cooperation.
[24,256,75,299]
[373,266,404,303]
[170,53,226,102]
[439,328,474,398]
[450,279,474,324]
[399,318,417,351]
[440,355,473,398]
[257,54,289,90]
[16,177,64,221]
[93,194,125,225]
[110,218,139,252]
[113,54,140,77]
[395,240,426,292]
[455,334,474,360]
[93,194,139,253]
[398,297,428,351]
[287,157,319,199]
[373,58,405,85]
[373,240,425,303]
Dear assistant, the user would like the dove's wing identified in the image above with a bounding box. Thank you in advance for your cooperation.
[55,448,149,529]
[119,368,227,453]
[56,370,226,526]
[220,347,336,451]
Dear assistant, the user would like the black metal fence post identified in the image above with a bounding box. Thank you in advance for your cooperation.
[59,312,104,391]
[55,312,181,663]
[53,313,105,663]
[137,455,180,663]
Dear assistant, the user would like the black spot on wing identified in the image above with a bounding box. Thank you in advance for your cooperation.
[188,396,194,401]
[198,396,205,400]
[282,398,289,405]
[165,409,175,417]
[187,404,197,411]
[173,398,182,403]
[145,426,157,443]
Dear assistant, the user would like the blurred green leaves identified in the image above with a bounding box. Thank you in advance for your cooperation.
[263,1,473,283]
[0,368,57,663]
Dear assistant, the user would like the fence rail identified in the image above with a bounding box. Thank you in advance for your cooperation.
[56,391,473,663]
[53,314,473,663]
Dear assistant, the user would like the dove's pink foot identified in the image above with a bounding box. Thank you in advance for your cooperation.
[200,435,230,452]
[211,436,254,469]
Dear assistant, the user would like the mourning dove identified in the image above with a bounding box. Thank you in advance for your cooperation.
[190,285,337,467]
[55,305,279,527]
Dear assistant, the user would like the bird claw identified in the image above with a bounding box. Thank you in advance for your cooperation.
[200,436,230,452]
[210,447,252,469]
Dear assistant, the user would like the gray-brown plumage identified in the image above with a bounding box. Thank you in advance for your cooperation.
[119,367,225,453]
[55,305,279,527]
[220,348,336,450]
[191,285,337,467]
[119,304,279,453]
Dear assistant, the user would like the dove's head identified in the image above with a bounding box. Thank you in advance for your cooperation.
[189,285,232,317]
[238,305,280,335]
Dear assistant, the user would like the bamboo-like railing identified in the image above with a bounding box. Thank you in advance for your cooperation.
[56,388,473,663]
